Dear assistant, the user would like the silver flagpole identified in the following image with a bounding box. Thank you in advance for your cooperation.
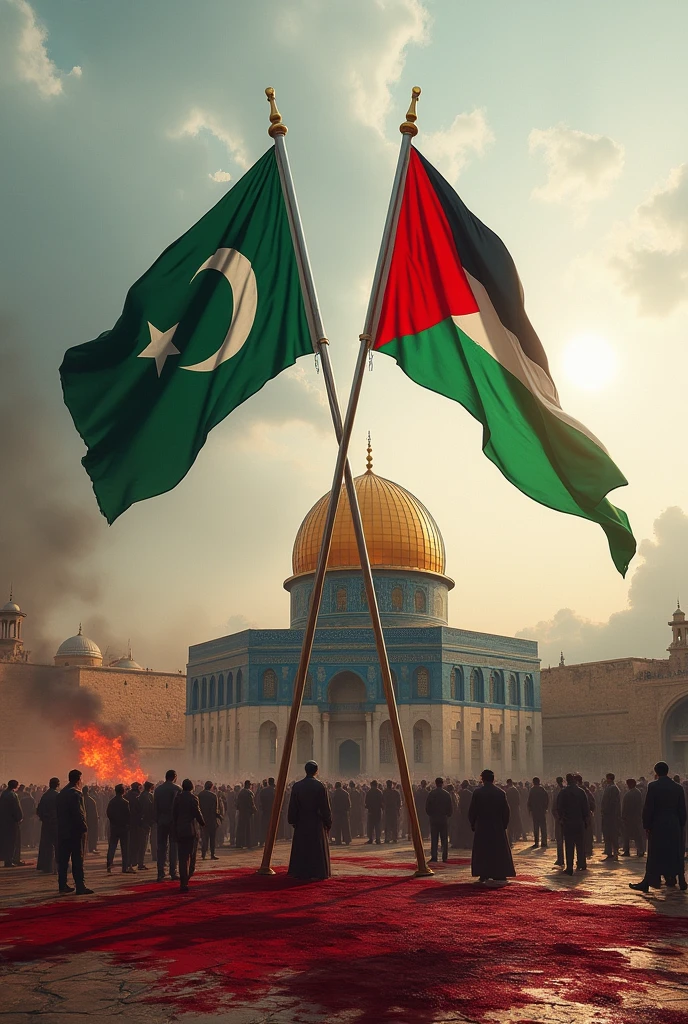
[258,87,431,876]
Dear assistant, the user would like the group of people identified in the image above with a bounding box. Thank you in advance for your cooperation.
[1,762,686,893]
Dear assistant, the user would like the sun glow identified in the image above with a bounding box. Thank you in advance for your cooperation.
[561,333,617,391]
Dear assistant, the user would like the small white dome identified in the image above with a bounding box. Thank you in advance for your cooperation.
[111,656,143,671]
[1,601,21,613]
[56,631,102,660]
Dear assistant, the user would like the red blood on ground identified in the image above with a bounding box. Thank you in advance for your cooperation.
[0,868,687,1023]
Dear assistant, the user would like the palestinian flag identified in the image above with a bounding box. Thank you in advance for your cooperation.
[374,148,636,576]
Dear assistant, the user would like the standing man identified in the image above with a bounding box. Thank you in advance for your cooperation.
[0,780,23,868]
[349,782,363,838]
[154,769,181,881]
[226,785,238,847]
[330,781,351,845]
[383,779,401,843]
[258,778,276,848]
[106,784,134,874]
[621,779,645,858]
[173,778,205,894]
[527,777,549,849]
[287,761,332,880]
[553,776,565,867]
[556,772,589,875]
[139,781,155,866]
[56,769,93,895]
[415,781,430,839]
[468,769,515,883]
[36,777,60,873]
[364,780,384,844]
[581,779,596,861]
[630,761,687,893]
[236,780,257,848]
[505,780,522,848]
[198,781,221,860]
[426,777,453,864]
[81,785,99,855]
[601,773,621,861]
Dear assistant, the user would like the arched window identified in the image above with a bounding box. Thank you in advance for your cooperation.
[489,671,504,704]
[391,586,403,612]
[434,590,444,618]
[209,676,216,707]
[218,674,224,705]
[413,666,430,699]
[379,720,393,763]
[262,668,277,700]
[414,589,427,613]
[297,721,314,763]
[305,672,313,700]
[508,674,518,704]
[336,587,347,612]
[191,679,199,711]
[524,675,535,707]
[226,671,234,704]
[259,721,277,765]
[469,668,484,703]
[450,666,464,701]
[413,720,430,763]
[236,669,243,703]
[201,677,208,708]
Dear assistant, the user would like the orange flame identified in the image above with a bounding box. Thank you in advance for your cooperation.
[73,724,144,784]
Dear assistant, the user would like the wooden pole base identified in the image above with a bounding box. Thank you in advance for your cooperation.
[255,866,276,875]
[413,866,435,877]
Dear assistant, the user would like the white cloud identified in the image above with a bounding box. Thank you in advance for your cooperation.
[171,108,249,170]
[422,109,494,183]
[610,164,688,316]
[529,124,625,207]
[9,0,82,99]
[518,507,688,665]
[349,0,430,136]
[208,169,231,183]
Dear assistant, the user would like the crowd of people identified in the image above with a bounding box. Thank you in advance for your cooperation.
[0,763,686,894]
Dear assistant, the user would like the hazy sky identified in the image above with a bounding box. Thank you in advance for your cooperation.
[1,0,687,670]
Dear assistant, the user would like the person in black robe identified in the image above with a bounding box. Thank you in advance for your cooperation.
[601,773,621,860]
[426,777,453,863]
[630,761,687,892]
[468,769,515,882]
[236,780,257,848]
[0,780,24,867]
[56,769,93,894]
[527,777,549,849]
[36,778,60,873]
[287,761,332,880]
[365,780,384,844]
[330,781,351,845]
[258,778,276,847]
[154,770,181,881]
[621,779,645,857]
[382,780,401,843]
[139,781,155,865]
[556,772,590,874]
[349,782,363,838]
[81,786,99,855]
[414,781,430,839]
[107,784,135,873]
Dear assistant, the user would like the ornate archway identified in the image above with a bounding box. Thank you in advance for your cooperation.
[664,696,688,774]
[339,738,361,775]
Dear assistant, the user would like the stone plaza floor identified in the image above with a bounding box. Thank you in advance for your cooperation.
[1,839,687,1024]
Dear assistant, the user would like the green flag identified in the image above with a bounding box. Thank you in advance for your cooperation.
[60,148,313,524]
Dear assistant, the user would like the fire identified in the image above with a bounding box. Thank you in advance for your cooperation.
[73,724,145,784]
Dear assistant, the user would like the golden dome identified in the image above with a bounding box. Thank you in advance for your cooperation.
[291,468,446,577]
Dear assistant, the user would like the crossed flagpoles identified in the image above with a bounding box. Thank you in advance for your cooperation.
[256,86,432,877]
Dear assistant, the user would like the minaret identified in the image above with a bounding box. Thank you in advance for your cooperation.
[668,602,688,668]
[0,589,28,662]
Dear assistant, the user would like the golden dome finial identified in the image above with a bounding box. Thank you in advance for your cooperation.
[366,432,373,473]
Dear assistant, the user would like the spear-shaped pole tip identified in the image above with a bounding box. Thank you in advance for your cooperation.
[400,86,421,136]
[265,87,287,137]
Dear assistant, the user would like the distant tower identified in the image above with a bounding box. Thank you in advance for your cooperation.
[668,603,688,667]
[0,589,28,663]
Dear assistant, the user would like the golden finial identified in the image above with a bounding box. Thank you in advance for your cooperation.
[265,87,287,137]
[400,86,421,136]
[78,622,83,635]
[366,432,373,473]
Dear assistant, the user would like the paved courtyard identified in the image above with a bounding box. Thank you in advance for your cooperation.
[1,839,687,1024]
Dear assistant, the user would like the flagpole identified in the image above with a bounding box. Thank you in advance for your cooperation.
[258,87,431,877]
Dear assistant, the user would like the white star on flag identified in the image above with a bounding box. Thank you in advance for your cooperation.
[138,322,180,376]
